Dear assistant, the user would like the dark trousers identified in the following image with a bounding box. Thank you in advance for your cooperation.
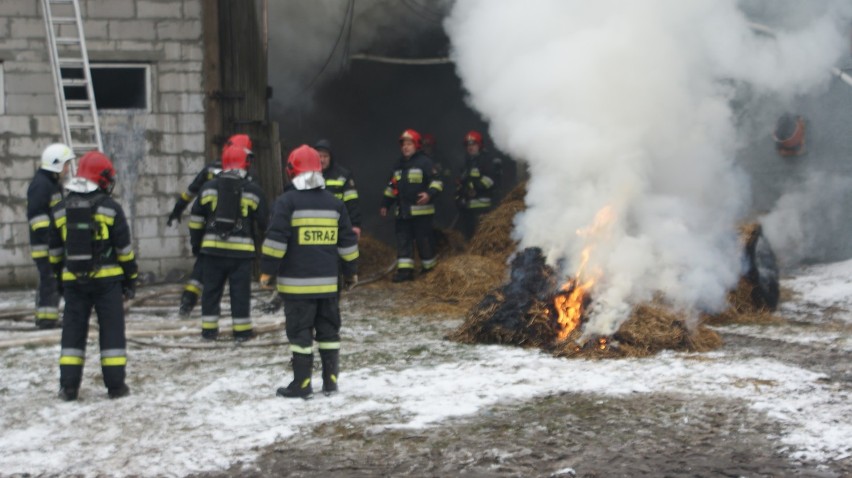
[283,298,341,349]
[59,280,126,390]
[183,256,204,299]
[34,259,60,323]
[395,215,436,270]
[200,255,252,332]
[459,208,486,241]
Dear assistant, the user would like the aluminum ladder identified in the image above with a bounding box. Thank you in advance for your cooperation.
[41,0,103,157]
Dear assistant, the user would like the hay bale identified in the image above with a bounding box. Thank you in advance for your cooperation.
[467,200,525,263]
[434,228,467,257]
[501,181,527,204]
[420,254,506,303]
[358,234,395,280]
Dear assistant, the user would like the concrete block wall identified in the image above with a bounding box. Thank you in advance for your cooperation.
[0,0,206,288]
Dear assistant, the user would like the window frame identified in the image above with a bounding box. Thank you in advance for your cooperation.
[86,62,152,113]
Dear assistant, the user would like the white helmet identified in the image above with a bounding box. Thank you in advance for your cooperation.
[40,143,75,173]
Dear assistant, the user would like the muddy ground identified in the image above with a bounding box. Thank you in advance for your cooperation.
[193,284,852,478]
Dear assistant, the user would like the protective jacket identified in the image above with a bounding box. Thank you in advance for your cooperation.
[50,191,138,285]
[189,174,268,258]
[27,169,64,262]
[170,162,223,219]
[323,163,362,227]
[381,151,443,218]
[457,154,499,210]
[261,188,358,299]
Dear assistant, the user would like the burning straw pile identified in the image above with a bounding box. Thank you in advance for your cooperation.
[448,248,723,358]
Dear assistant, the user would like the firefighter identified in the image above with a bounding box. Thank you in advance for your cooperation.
[189,144,268,341]
[456,130,501,240]
[314,139,362,238]
[49,151,137,401]
[421,133,455,229]
[260,145,358,399]
[27,143,74,329]
[168,134,253,317]
[380,129,443,282]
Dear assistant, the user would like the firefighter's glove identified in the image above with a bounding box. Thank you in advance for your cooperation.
[122,279,137,300]
[259,273,274,290]
[343,274,358,291]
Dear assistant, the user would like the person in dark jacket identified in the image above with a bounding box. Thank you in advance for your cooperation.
[260,145,358,399]
[456,130,501,240]
[380,129,443,282]
[189,144,268,342]
[50,151,138,401]
[28,143,74,329]
[314,139,362,238]
[168,134,253,317]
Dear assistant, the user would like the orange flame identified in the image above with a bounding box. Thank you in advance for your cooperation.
[553,206,615,342]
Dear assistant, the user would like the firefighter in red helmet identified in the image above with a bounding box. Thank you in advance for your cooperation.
[189,144,268,342]
[168,134,253,318]
[260,145,358,399]
[380,129,443,281]
[456,130,502,240]
[49,151,138,401]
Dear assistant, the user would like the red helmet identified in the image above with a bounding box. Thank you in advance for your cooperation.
[399,129,422,150]
[226,134,252,151]
[77,151,116,192]
[286,145,322,179]
[422,133,436,147]
[222,145,251,171]
[464,130,483,147]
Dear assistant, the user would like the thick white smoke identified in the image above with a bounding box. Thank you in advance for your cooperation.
[445,0,848,336]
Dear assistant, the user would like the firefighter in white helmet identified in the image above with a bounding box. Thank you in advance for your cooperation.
[27,143,74,329]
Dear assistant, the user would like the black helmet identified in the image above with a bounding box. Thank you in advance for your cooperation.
[313,139,333,156]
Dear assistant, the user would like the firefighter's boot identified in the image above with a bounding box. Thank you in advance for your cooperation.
[276,353,313,399]
[320,349,339,396]
[178,291,197,318]
[58,386,78,401]
[391,269,414,283]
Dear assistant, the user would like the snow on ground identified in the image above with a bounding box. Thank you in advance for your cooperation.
[0,261,851,477]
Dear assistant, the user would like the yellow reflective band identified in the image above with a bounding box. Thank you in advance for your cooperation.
[325,180,345,187]
[62,265,124,281]
[408,174,423,183]
[410,206,435,216]
[201,240,255,252]
[118,251,135,262]
[185,284,201,295]
[397,263,415,270]
[317,341,340,350]
[343,191,359,201]
[101,356,127,366]
[49,198,61,207]
[201,322,219,330]
[240,197,258,216]
[340,250,359,262]
[291,218,338,227]
[333,193,344,200]
[290,344,312,354]
[36,312,59,319]
[233,323,253,332]
[55,216,67,228]
[93,214,115,226]
[188,221,204,230]
[384,188,396,198]
[200,195,217,211]
[262,245,286,258]
[300,378,311,389]
[30,220,50,231]
[299,227,337,245]
[49,255,63,264]
[429,181,444,191]
[277,283,338,294]
[31,250,49,259]
[59,356,84,366]
[181,192,193,201]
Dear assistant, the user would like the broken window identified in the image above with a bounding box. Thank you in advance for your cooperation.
[62,63,150,111]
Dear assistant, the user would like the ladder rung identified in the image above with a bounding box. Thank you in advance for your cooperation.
[58,57,85,64]
[62,78,88,86]
[51,17,78,25]
[50,0,76,4]
[56,37,81,44]
[72,144,99,151]
[65,100,92,108]
[69,122,96,129]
